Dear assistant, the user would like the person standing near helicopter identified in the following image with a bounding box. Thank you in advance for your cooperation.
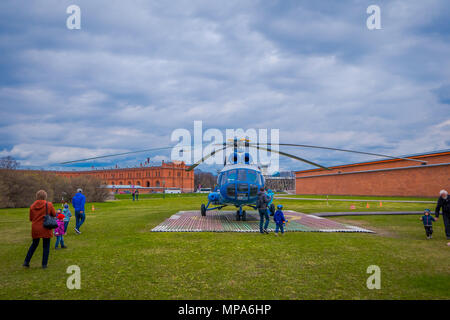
[257,187,270,234]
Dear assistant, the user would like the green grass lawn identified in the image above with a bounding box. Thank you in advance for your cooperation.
[0,194,449,299]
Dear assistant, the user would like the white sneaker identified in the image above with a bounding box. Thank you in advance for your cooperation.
[74,228,81,234]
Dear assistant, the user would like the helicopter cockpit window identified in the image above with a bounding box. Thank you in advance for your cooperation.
[225,170,237,183]
[249,184,258,197]
[237,169,247,181]
[247,170,258,184]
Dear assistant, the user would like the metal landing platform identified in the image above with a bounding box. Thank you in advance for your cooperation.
[151,210,374,233]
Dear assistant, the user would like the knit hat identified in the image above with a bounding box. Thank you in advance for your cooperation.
[64,204,69,209]
[57,213,65,220]
[424,209,431,214]
[277,204,283,209]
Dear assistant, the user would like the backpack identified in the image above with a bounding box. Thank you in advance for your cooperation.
[256,193,268,209]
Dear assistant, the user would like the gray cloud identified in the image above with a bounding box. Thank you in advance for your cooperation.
[0,0,449,171]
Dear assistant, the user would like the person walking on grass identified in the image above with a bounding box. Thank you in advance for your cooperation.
[54,213,67,249]
[62,203,71,235]
[420,209,436,239]
[435,189,450,241]
[72,188,86,234]
[257,187,270,234]
[132,190,135,201]
[23,190,56,269]
[135,189,139,201]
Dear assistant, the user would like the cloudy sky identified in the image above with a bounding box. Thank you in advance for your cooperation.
[0,0,449,172]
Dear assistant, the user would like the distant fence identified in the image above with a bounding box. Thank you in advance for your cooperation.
[103,185,194,193]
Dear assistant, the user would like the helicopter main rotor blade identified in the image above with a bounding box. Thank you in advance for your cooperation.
[59,146,176,165]
[250,145,330,170]
[185,145,228,172]
[250,143,427,164]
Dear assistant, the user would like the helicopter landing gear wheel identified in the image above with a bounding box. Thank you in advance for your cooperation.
[242,210,247,221]
[201,204,206,216]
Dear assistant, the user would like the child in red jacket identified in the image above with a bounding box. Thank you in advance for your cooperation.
[54,213,67,249]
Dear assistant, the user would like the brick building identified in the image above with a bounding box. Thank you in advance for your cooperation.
[295,150,450,197]
[55,161,194,193]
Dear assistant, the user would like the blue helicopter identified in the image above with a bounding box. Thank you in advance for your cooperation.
[199,154,267,221]
[186,138,331,221]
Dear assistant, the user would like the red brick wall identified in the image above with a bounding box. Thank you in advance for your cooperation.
[27,161,194,193]
[295,152,450,197]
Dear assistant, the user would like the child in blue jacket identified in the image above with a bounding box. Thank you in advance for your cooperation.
[62,203,72,234]
[420,209,436,239]
[274,204,286,236]
[267,189,275,216]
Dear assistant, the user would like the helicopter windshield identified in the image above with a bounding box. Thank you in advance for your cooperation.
[219,169,262,187]
[237,169,246,181]
[224,170,237,184]
[246,170,259,184]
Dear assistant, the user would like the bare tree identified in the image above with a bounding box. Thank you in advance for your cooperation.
[0,170,109,208]
[194,170,217,190]
[0,156,19,170]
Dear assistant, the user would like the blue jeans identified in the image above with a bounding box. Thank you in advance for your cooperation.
[258,209,270,233]
[64,220,69,233]
[75,211,85,230]
[55,235,65,248]
[275,223,284,234]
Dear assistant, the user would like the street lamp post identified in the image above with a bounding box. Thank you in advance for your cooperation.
[163,180,166,199]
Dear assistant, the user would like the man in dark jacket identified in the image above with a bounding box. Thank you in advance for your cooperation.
[435,189,450,240]
[257,188,270,234]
